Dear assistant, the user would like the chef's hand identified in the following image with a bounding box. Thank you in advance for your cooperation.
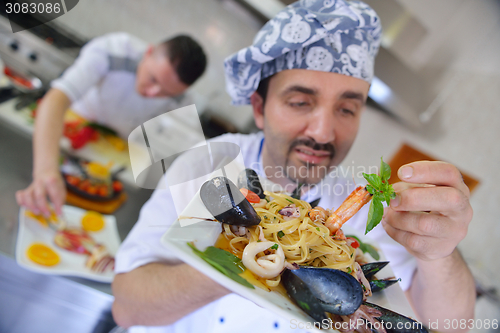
[16,170,66,217]
[382,161,472,261]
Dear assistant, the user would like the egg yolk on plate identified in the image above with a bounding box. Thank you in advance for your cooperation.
[27,243,60,266]
[81,211,105,232]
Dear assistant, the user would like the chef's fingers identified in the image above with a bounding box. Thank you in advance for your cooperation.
[389,186,470,218]
[397,161,470,198]
[33,183,51,217]
[46,180,66,216]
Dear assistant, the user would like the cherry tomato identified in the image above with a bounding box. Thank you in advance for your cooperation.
[346,237,360,249]
[78,179,91,191]
[97,185,108,197]
[239,188,261,203]
[112,180,123,193]
[65,175,80,187]
[86,185,98,195]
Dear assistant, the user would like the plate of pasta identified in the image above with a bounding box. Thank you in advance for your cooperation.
[161,166,418,332]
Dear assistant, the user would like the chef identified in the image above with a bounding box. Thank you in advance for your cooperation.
[112,1,475,332]
[16,32,207,216]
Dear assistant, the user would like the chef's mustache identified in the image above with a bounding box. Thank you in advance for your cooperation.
[290,138,335,157]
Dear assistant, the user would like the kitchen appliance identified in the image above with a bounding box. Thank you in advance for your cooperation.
[0,12,86,91]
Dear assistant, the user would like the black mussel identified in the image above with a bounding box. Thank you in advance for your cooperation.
[308,198,321,208]
[361,261,390,280]
[200,176,261,226]
[282,267,363,321]
[363,302,429,333]
[237,168,265,199]
[370,278,400,293]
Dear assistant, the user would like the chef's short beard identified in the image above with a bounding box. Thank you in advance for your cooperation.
[284,138,336,185]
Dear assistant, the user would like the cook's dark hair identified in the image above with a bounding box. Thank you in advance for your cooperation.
[158,35,207,85]
[255,75,273,105]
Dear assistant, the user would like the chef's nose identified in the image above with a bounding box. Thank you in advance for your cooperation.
[145,85,161,97]
[304,107,336,144]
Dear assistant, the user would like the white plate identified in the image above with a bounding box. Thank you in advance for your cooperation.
[16,205,120,283]
[161,172,416,332]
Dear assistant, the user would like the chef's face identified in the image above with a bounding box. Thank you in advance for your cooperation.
[251,69,369,186]
[136,46,189,98]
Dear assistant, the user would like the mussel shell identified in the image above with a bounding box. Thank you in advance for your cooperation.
[361,261,390,280]
[237,168,265,199]
[200,176,261,226]
[370,278,400,293]
[363,302,429,333]
[282,267,363,320]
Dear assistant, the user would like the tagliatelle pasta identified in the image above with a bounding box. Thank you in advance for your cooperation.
[218,191,356,287]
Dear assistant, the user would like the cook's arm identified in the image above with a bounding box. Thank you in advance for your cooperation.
[383,161,475,332]
[16,88,71,216]
[404,249,475,331]
[112,262,230,327]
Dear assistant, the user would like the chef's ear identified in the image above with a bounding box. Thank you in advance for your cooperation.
[250,92,264,130]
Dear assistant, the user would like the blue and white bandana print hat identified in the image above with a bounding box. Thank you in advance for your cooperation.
[224,0,382,105]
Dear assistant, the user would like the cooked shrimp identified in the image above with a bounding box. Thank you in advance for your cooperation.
[308,186,372,235]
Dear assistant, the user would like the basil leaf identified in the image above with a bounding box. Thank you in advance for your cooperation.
[380,157,391,182]
[361,243,380,260]
[365,198,384,234]
[363,173,382,190]
[365,184,375,195]
[187,243,254,289]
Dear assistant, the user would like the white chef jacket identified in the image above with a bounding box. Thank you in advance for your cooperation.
[115,131,417,333]
[51,32,191,138]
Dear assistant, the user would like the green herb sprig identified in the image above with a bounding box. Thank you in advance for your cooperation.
[362,157,396,234]
[187,243,254,289]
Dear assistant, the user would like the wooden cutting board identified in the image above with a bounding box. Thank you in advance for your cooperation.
[65,191,127,214]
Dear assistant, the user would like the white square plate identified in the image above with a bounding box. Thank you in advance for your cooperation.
[161,173,415,332]
[16,205,120,283]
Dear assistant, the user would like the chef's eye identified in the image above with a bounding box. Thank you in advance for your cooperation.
[289,101,310,108]
[340,108,355,116]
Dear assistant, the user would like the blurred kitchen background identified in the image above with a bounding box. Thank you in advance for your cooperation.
[0,0,499,332]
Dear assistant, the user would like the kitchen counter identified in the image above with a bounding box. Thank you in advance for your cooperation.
[0,106,154,331]
[0,116,154,293]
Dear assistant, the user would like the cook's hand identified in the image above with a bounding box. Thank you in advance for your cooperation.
[382,161,472,261]
[16,170,66,216]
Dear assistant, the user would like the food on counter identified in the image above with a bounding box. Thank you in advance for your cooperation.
[25,210,66,230]
[53,225,115,274]
[26,243,60,266]
[54,228,95,255]
[81,211,105,232]
[85,244,115,273]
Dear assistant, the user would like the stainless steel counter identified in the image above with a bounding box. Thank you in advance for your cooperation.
[0,114,154,331]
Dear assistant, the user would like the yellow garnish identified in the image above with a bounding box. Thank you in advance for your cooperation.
[27,243,60,266]
[25,210,57,228]
[81,211,105,232]
[86,162,111,180]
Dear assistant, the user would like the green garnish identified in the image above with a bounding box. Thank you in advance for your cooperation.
[316,227,320,232]
[346,235,380,260]
[298,301,310,311]
[362,157,396,234]
[187,243,254,289]
[347,267,352,274]
[277,231,285,238]
[286,198,294,204]
[270,243,279,250]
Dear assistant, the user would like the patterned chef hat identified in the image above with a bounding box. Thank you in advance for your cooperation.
[224,0,382,105]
